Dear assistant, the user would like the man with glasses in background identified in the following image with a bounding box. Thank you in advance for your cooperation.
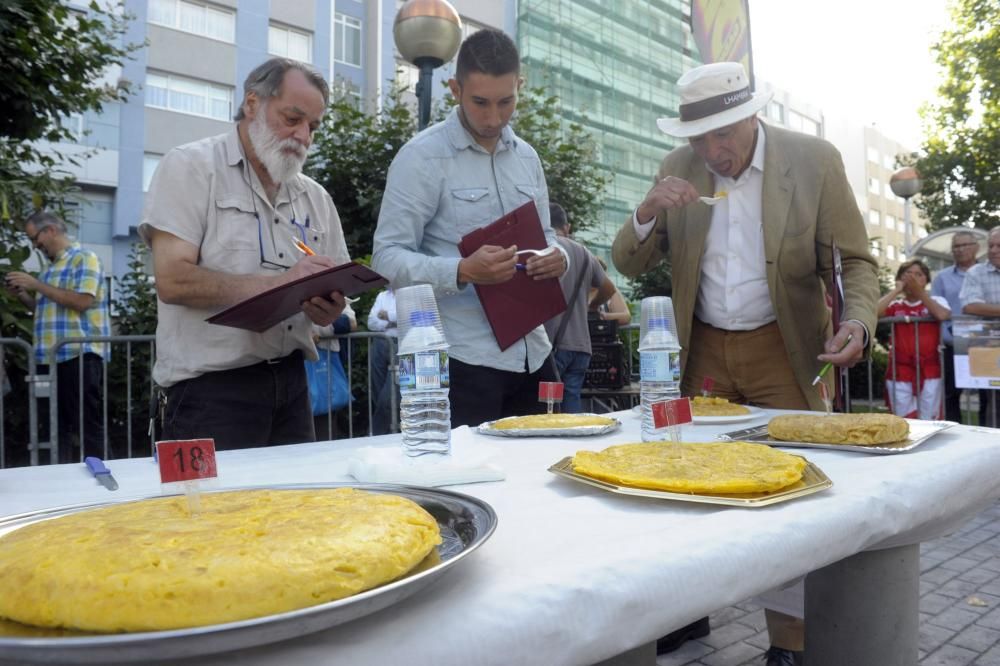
[931,230,981,423]
[140,58,351,449]
[5,211,110,463]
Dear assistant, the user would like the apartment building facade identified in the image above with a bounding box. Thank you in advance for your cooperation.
[53,0,511,279]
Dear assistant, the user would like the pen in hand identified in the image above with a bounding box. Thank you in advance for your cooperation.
[812,333,854,385]
[291,238,315,256]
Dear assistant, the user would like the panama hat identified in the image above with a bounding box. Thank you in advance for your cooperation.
[656,62,773,138]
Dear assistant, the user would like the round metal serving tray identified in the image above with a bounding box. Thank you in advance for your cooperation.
[0,483,497,664]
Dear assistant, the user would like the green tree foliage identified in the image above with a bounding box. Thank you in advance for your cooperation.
[627,260,673,301]
[510,87,612,235]
[913,0,999,230]
[306,82,611,258]
[107,244,158,456]
[307,86,417,259]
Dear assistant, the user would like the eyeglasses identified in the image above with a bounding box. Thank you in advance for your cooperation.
[27,227,49,243]
[248,179,311,271]
[952,242,978,250]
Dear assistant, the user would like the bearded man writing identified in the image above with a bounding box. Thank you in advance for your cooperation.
[140,58,352,449]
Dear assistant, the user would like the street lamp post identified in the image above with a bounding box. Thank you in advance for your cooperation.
[889,166,923,258]
[393,0,462,131]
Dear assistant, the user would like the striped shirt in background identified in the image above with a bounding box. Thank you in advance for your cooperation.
[33,244,111,364]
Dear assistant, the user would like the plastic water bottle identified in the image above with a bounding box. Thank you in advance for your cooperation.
[638,296,682,442]
[395,284,451,457]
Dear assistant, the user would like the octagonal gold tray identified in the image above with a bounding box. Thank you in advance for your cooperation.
[548,456,832,507]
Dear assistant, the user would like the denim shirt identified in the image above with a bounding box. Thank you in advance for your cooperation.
[373,107,554,373]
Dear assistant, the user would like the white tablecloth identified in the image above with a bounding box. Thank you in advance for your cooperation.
[2,411,999,665]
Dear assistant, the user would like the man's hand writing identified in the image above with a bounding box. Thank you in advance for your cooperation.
[284,255,336,283]
[636,176,700,222]
[457,244,517,285]
[525,248,566,281]
[818,320,865,368]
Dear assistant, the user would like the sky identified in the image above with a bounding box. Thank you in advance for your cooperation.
[747,0,953,148]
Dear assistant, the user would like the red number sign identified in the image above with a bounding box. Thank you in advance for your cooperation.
[538,382,565,402]
[156,439,218,484]
[652,398,693,428]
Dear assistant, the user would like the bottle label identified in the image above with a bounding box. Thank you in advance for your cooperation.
[398,351,450,392]
[640,350,680,383]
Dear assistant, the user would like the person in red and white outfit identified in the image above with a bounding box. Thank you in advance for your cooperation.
[877,259,951,419]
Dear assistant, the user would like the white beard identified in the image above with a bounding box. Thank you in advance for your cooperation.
[247,108,307,185]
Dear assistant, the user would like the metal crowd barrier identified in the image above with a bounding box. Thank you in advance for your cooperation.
[0,332,397,466]
[0,338,41,467]
[2,318,996,467]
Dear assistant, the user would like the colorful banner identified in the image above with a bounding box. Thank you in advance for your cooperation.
[690,0,754,87]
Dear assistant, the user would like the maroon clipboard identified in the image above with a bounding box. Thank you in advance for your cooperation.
[206,262,387,333]
[830,243,846,411]
[458,201,566,351]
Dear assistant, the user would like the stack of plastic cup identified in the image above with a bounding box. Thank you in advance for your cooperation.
[394,284,451,457]
[638,296,682,441]
[395,284,447,355]
[639,296,679,351]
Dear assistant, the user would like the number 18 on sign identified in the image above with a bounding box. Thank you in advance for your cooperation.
[156,439,219,515]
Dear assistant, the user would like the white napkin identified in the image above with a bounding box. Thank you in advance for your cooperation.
[347,427,505,487]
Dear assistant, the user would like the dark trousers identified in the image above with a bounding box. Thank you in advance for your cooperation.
[942,345,962,423]
[161,351,314,450]
[369,336,398,436]
[449,357,557,428]
[45,353,106,463]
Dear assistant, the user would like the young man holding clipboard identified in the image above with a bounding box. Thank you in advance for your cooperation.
[373,29,568,427]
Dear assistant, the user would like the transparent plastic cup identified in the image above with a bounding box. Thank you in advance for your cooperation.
[638,296,678,351]
[395,284,447,354]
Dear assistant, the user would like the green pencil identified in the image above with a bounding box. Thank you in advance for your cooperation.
[811,333,854,386]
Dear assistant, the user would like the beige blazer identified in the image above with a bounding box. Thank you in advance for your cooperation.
[611,123,879,411]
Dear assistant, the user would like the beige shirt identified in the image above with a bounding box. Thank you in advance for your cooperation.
[139,127,351,387]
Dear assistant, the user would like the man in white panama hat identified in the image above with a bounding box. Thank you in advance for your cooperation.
[612,62,879,665]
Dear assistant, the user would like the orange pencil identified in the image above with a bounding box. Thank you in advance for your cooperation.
[292,238,315,256]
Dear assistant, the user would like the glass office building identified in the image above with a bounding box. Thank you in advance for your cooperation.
[518,0,698,270]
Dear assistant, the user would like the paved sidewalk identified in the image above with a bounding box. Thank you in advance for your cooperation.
[657,500,1000,666]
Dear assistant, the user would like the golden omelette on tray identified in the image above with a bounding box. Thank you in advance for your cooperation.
[690,396,751,416]
[0,488,441,633]
[768,413,909,446]
[572,441,807,494]
[491,413,616,430]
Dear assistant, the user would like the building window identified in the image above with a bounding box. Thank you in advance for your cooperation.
[269,23,312,63]
[868,210,881,226]
[143,154,162,192]
[334,13,362,66]
[868,177,881,195]
[148,0,235,43]
[145,71,233,121]
[887,245,896,260]
[885,214,897,232]
[461,17,486,41]
[867,146,880,164]
[883,154,896,170]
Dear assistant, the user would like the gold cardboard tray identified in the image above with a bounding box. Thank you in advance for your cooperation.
[718,419,956,454]
[548,456,832,507]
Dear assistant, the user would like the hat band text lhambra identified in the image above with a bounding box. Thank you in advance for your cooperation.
[678,86,752,122]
